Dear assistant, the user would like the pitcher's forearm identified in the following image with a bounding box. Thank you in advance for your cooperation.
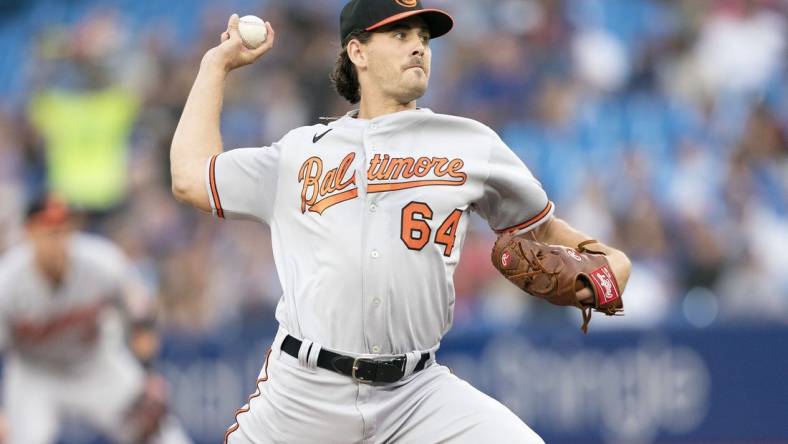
[170,51,228,209]
[532,217,632,291]
[531,217,589,250]
[170,15,274,210]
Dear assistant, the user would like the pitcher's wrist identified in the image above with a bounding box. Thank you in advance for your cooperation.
[200,49,231,75]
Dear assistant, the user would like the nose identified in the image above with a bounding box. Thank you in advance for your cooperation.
[412,41,425,57]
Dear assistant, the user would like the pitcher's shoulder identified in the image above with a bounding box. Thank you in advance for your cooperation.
[426,112,498,137]
[276,122,335,145]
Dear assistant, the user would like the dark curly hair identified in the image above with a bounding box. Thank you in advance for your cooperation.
[330,30,374,104]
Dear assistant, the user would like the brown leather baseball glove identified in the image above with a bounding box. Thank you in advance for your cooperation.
[491,233,624,333]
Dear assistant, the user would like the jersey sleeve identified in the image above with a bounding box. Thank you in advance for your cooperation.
[205,143,283,223]
[474,133,554,234]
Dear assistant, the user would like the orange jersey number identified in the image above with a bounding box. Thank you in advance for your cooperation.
[435,209,462,256]
[401,202,463,257]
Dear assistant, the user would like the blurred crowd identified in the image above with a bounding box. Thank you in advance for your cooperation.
[0,0,786,338]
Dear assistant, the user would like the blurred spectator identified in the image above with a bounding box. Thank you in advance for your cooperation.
[572,27,630,93]
[693,0,785,96]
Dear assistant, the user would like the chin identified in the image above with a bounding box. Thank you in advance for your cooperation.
[399,82,428,103]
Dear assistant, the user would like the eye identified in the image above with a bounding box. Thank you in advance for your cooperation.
[393,31,406,39]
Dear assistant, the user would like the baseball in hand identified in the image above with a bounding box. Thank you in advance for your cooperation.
[238,15,268,49]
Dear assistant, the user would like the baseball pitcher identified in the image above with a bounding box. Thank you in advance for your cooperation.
[170,1,632,442]
[0,196,192,444]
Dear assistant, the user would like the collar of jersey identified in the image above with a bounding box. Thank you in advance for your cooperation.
[332,107,434,130]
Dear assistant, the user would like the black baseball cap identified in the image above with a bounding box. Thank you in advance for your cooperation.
[340,0,454,44]
[25,194,71,226]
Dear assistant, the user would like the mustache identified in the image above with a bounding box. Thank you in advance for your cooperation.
[404,57,426,70]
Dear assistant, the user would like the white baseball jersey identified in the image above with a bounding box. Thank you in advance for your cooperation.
[206,108,553,355]
[0,233,136,367]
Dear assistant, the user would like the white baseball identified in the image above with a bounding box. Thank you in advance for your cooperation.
[238,15,268,49]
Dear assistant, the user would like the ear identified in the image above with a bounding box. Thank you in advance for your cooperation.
[347,38,368,70]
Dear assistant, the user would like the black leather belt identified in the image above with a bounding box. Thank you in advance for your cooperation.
[281,335,430,383]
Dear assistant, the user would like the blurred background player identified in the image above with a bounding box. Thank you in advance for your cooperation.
[0,195,191,444]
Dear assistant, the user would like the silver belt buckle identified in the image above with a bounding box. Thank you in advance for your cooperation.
[351,357,373,383]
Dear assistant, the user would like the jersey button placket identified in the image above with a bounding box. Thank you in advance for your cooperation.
[365,123,378,154]
[360,123,375,352]
[363,122,387,355]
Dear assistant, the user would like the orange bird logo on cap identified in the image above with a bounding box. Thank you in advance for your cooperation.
[396,0,418,7]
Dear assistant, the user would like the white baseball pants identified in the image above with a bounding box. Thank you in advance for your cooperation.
[224,332,543,444]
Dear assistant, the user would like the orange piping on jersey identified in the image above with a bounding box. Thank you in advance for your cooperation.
[308,188,359,215]
[494,201,554,234]
[224,348,272,444]
[368,179,465,193]
[209,154,225,219]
